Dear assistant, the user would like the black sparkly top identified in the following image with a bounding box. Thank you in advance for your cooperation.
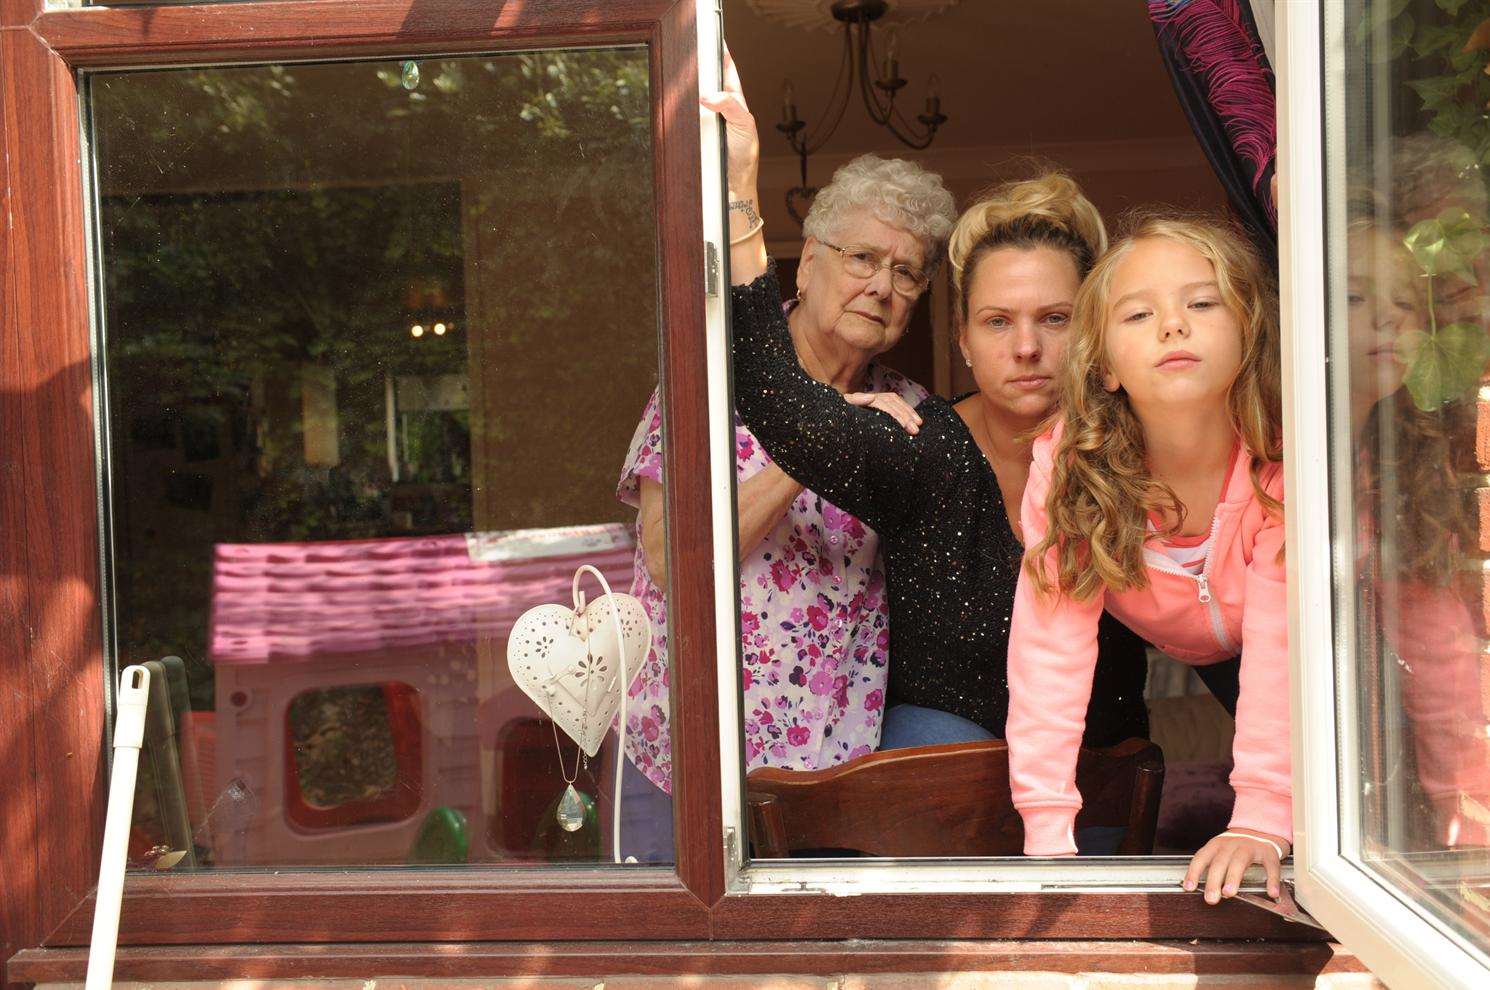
[731,267,1150,745]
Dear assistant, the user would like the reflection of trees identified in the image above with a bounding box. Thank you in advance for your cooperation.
[94,49,657,703]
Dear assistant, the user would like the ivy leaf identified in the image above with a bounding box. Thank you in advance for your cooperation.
[1408,74,1463,105]
[1448,46,1486,71]
[1399,322,1490,410]
[1438,0,1472,17]
[1421,21,1469,56]
[1358,5,1414,56]
[1404,208,1489,284]
[1390,12,1417,59]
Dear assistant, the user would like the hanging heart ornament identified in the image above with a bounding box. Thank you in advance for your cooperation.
[506,575,650,757]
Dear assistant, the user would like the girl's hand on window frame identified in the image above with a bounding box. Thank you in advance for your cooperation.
[1183,827,1291,905]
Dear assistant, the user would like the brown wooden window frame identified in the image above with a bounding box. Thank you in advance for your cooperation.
[0,0,1321,977]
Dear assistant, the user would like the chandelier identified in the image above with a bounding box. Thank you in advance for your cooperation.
[745,0,962,31]
[755,0,955,223]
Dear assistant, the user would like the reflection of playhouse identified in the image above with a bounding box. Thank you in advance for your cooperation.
[207,523,635,865]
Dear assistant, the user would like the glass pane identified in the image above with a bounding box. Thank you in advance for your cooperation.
[90,49,669,869]
[1330,0,1490,951]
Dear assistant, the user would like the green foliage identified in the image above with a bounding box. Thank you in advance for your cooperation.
[1404,206,1489,281]
[1399,321,1490,407]
[1365,3,1490,407]
[1398,210,1490,408]
[1379,0,1490,159]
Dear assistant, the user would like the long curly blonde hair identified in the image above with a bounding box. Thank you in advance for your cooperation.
[949,169,1108,322]
[1026,212,1282,600]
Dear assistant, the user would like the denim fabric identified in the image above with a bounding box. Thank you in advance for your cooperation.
[617,755,674,864]
[878,703,997,750]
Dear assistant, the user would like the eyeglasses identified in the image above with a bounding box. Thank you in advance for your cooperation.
[820,241,929,297]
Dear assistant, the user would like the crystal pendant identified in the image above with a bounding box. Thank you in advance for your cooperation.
[556,784,586,832]
[400,60,421,91]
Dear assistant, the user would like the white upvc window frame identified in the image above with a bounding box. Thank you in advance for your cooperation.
[695,0,752,890]
[1281,2,1490,987]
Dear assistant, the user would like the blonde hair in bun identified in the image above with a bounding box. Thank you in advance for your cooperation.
[949,170,1108,322]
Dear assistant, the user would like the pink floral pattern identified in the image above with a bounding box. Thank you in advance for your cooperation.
[617,365,927,794]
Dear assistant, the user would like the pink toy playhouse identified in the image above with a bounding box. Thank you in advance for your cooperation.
[204,523,636,866]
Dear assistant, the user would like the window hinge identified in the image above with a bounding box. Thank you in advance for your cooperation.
[705,240,721,297]
[724,824,739,863]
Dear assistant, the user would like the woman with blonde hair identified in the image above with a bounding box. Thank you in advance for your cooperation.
[706,57,1149,799]
[1005,212,1288,898]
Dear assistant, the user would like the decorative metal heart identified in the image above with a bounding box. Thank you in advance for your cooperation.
[506,592,649,757]
[786,185,820,227]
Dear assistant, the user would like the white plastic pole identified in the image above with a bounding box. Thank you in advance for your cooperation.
[86,664,151,990]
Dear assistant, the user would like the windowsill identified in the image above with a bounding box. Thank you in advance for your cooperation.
[6,938,1373,984]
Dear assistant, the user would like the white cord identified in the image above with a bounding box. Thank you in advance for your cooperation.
[87,665,151,990]
[571,565,649,865]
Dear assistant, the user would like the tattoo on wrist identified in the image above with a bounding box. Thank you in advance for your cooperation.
[729,198,760,226]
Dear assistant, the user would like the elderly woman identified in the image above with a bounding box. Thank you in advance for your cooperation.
[615,152,957,862]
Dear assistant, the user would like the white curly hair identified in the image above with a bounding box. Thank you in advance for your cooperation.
[1390,131,1487,224]
[802,154,958,274]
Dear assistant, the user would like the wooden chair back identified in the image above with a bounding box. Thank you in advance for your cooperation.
[746,737,1164,858]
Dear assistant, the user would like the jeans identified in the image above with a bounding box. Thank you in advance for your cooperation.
[877,702,1128,856]
[617,755,675,864]
[879,703,996,749]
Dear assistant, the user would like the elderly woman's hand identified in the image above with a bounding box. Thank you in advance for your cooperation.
[700,43,761,227]
[846,391,922,436]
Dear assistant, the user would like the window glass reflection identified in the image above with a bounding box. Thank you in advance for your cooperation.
[1335,0,1490,944]
[91,50,665,869]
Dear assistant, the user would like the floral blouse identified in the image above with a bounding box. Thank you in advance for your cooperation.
[617,365,928,795]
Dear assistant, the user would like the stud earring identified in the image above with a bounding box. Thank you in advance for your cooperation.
[964,357,972,368]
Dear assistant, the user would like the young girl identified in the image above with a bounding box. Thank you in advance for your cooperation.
[1007,213,1289,902]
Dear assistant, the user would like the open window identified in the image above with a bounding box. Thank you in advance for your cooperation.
[715,0,1262,882]
[1281,2,1490,987]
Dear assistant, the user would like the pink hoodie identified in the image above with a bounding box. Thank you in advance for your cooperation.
[1008,423,1290,856]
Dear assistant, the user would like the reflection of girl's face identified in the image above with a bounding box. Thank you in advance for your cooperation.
[1346,227,1417,408]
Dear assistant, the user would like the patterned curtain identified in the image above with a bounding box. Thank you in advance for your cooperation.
[1149,0,1278,269]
